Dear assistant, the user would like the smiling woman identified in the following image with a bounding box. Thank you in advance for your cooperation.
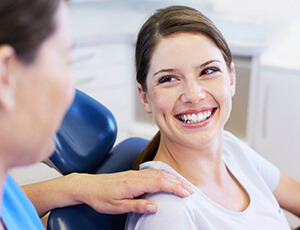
[133,5,235,170]
[126,5,300,230]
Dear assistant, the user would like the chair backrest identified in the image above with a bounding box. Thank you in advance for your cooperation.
[49,89,117,175]
[47,89,148,230]
[48,138,148,230]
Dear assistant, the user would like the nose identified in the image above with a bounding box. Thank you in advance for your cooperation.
[181,81,206,104]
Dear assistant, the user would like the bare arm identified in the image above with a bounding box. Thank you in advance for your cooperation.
[273,171,300,218]
[22,169,194,217]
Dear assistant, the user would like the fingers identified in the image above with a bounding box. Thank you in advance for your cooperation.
[82,169,194,215]
[156,170,194,198]
[119,199,158,214]
[132,169,194,198]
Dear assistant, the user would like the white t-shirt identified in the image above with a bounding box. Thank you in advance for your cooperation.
[126,131,290,230]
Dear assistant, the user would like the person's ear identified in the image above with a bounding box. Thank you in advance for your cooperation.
[137,83,152,114]
[0,45,16,113]
[229,62,236,97]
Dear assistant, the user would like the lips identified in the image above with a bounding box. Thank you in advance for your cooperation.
[176,108,215,124]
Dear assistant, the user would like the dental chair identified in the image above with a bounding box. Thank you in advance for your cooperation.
[46,89,148,230]
[45,89,300,230]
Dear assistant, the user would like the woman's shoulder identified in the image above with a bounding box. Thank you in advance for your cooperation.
[127,162,199,229]
[126,192,197,230]
[144,189,192,207]
[223,130,245,146]
[222,131,280,192]
[139,161,196,213]
[223,130,256,157]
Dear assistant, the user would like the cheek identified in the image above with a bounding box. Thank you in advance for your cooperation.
[40,66,73,129]
[54,63,73,103]
[150,89,177,117]
[217,83,233,116]
[62,69,74,105]
[215,78,233,102]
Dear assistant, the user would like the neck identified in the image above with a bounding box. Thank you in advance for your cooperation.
[154,130,225,186]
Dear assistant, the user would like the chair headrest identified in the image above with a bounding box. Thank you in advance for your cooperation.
[49,89,117,175]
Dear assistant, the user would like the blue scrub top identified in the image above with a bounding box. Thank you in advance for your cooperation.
[1,174,45,229]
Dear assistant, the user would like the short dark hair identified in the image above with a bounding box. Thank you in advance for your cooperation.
[0,0,60,63]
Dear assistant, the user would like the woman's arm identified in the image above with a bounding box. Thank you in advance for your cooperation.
[273,171,300,218]
[22,169,194,217]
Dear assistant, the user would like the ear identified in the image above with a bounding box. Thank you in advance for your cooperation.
[229,62,236,97]
[0,45,16,113]
[137,83,152,114]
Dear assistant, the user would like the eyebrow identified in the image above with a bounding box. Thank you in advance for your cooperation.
[153,68,179,77]
[200,60,221,68]
[153,59,222,77]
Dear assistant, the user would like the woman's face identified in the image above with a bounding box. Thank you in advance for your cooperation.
[139,32,235,149]
[8,1,74,166]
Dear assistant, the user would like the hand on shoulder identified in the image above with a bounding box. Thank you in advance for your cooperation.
[72,168,194,214]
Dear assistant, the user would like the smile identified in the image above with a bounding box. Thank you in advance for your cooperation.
[176,109,215,124]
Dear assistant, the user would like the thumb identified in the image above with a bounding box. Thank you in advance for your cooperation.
[124,199,157,214]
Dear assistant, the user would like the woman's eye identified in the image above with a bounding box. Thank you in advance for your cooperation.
[201,67,219,76]
[158,76,177,84]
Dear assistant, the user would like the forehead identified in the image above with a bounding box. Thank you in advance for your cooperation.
[52,1,70,38]
[149,32,224,69]
[40,1,71,50]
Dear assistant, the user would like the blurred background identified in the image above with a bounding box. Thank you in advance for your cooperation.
[10,0,300,227]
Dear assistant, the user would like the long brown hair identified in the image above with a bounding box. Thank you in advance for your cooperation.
[133,5,233,169]
[0,0,61,63]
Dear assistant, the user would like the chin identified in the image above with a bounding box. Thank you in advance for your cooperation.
[44,139,56,158]
[34,139,56,164]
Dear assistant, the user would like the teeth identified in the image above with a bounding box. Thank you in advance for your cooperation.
[178,110,212,124]
[192,114,197,121]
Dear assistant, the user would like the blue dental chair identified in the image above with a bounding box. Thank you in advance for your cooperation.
[46,89,148,230]
[46,89,300,230]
